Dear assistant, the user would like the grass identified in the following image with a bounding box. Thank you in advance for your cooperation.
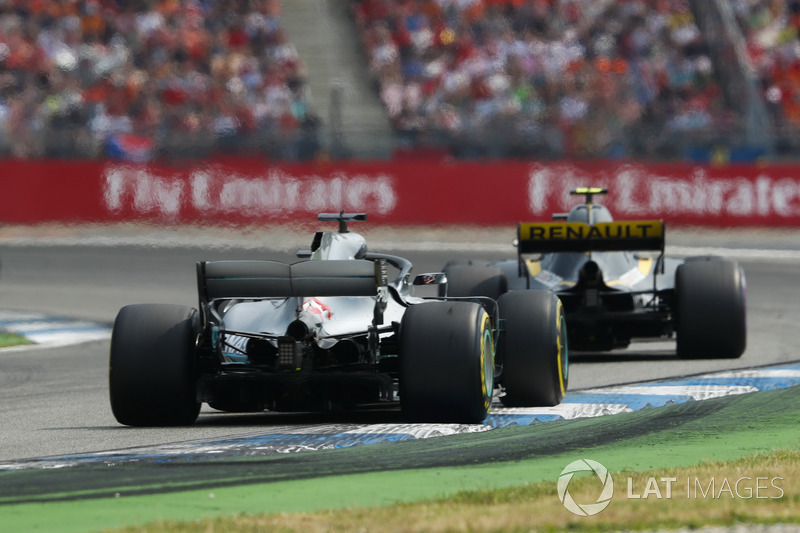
[0,330,32,348]
[108,449,800,532]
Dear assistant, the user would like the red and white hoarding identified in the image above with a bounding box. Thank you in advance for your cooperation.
[3,159,800,227]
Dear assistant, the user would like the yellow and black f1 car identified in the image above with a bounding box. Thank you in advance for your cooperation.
[443,188,746,359]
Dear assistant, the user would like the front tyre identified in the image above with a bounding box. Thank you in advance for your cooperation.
[676,257,746,359]
[400,301,494,423]
[109,304,201,426]
[498,290,568,407]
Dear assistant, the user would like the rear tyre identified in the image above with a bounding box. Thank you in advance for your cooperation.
[498,290,568,407]
[400,301,494,423]
[441,264,508,301]
[109,304,201,426]
[676,257,746,359]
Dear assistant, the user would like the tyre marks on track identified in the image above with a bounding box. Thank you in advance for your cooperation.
[2,362,799,471]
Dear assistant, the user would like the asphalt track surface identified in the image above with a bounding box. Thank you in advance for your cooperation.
[0,226,799,463]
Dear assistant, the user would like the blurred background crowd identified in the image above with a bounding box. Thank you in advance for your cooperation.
[0,0,319,161]
[0,0,797,162]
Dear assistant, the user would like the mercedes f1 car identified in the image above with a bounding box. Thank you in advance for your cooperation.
[109,212,568,426]
[443,188,746,359]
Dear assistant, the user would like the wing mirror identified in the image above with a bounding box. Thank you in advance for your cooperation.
[410,272,447,297]
[412,273,447,286]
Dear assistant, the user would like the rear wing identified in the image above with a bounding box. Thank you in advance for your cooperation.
[517,220,664,254]
[197,259,382,302]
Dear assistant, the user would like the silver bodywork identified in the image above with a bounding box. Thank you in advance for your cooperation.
[222,293,411,363]
[192,212,471,412]
[218,223,420,363]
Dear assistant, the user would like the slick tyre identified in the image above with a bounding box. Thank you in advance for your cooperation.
[441,264,508,300]
[400,301,494,423]
[109,304,201,426]
[498,290,568,407]
[676,257,746,359]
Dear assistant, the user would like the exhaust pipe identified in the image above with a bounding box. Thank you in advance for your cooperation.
[329,339,361,365]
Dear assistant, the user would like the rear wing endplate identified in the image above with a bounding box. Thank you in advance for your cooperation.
[517,220,665,254]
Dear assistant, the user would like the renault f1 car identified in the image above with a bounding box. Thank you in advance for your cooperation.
[443,188,746,359]
[109,212,568,427]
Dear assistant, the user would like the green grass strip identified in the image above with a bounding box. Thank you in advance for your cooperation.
[0,331,32,348]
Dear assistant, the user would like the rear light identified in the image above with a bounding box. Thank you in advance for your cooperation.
[277,336,303,371]
[585,288,599,309]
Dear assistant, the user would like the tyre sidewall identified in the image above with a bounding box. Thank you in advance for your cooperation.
[499,290,568,406]
[399,301,493,423]
[109,304,200,426]
[676,258,746,359]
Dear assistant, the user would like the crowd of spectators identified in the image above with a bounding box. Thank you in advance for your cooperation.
[734,0,800,155]
[353,0,738,160]
[1,0,792,163]
[0,0,321,162]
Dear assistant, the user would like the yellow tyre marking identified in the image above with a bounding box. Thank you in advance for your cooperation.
[555,300,566,397]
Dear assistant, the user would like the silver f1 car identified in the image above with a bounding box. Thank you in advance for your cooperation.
[109,212,568,426]
[443,188,746,359]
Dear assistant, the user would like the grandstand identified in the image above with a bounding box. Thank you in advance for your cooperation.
[0,0,790,163]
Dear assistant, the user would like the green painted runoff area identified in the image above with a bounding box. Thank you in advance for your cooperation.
[0,332,32,348]
[2,385,799,533]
